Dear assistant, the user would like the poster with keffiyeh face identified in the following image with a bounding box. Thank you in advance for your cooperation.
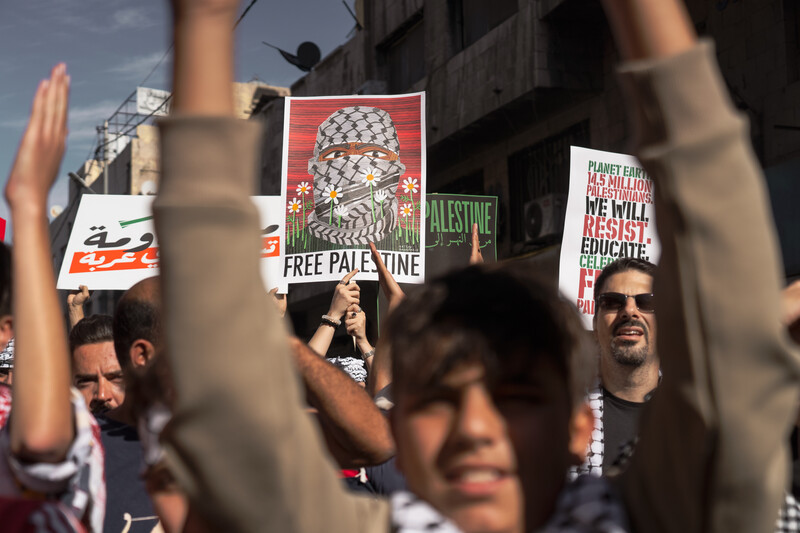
[280,93,426,284]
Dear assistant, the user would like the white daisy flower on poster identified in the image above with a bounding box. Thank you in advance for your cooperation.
[324,185,342,205]
[401,177,419,194]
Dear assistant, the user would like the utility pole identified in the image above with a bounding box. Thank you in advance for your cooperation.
[103,120,109,195]
[102,120,110,314]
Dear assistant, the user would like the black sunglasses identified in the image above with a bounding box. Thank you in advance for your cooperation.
[595,292,655,313]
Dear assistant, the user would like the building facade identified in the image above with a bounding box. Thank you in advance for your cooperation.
[254,0,800,280]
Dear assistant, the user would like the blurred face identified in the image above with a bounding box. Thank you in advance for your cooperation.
[594,270,656,368]
[392,358,576,533]
[72,341,124,414]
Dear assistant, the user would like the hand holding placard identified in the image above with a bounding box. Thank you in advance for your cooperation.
[327,269,360,321]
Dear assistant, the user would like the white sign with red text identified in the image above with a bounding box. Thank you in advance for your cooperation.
[559,146,661,329]
[57,195,287,293]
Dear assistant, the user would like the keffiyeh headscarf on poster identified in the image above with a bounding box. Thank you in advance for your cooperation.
[307,106,405,245]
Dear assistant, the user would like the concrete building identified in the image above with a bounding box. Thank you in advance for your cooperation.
[253,0,800,282]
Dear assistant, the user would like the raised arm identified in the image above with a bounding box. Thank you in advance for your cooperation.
[367,243,404,397]
[369,242,404,312]
[290,338,393,468]
[5,64,73,463]
[307,269,360,356]
[601,0,695,61]
[67,285,90,329]
[344,304,374,373]
[154,0,389,531]
[600,1,800,531]
[469,223,483,265]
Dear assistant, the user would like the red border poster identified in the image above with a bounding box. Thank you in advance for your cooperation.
[280,93,426,284]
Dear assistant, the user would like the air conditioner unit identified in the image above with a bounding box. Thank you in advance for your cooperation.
[523,194,566,242]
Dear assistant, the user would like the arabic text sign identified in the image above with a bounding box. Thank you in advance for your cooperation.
[57,195,287,292]
[136,87,171,117]
[558,146,661,328]
[425,194,497,278]
[251,196,287,293]
[280,93,426,284]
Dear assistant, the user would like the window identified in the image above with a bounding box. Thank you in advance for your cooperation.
[785,0,800,83]
[507,121,589,244]
[384,16,426,93]
[438,170,484,194]
[450,0,518,52]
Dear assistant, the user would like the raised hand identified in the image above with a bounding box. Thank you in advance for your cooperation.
[5,63,69,208]
[369,242,404,313]
[8,64,74,464]
[269,287,288,318]
[68,285,90,308]
[169,0,240,18]
[469,223,484,265]
[67,285,90,329]
[169,0,237,117]
[344,304,367,343]
[327,269,360,320]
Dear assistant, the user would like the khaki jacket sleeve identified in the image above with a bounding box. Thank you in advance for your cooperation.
[152,117,390,532]
[615,41,800,533]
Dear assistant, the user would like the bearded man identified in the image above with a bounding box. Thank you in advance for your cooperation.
[575,258,658,475]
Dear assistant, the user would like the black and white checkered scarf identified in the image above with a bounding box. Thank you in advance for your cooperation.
[776,493,800,532]
[571,384,605,479]
[306,106,405,245]
[390,475,630,532]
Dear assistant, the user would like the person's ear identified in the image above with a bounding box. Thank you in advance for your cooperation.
[567,402,594,466]
[129,339,156,368]
[0,315,13,346]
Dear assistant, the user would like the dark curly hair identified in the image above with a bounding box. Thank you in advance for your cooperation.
[594,257,656,298]
[385,264,595,410]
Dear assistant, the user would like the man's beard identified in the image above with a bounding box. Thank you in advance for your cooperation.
[609,320,652,367]
[610,341,650,367]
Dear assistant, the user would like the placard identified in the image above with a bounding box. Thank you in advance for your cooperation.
[559,146,661,328]
[281,93,426,284]
[57,195,287,292]
[425,193,497,278]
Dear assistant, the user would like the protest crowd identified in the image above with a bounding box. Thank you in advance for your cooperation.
[2,0,800,531]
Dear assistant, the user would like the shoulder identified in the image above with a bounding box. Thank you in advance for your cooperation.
[542,475,630,533]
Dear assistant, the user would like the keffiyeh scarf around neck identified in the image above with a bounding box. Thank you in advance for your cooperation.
[390,475,630,533]
[571,384,605,478]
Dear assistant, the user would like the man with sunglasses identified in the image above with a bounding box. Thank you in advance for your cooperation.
[575,258,658,475]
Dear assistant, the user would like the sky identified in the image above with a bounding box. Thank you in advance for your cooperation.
[0,0,357,234]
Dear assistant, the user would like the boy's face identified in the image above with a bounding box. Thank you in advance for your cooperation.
[392,357,586,533]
